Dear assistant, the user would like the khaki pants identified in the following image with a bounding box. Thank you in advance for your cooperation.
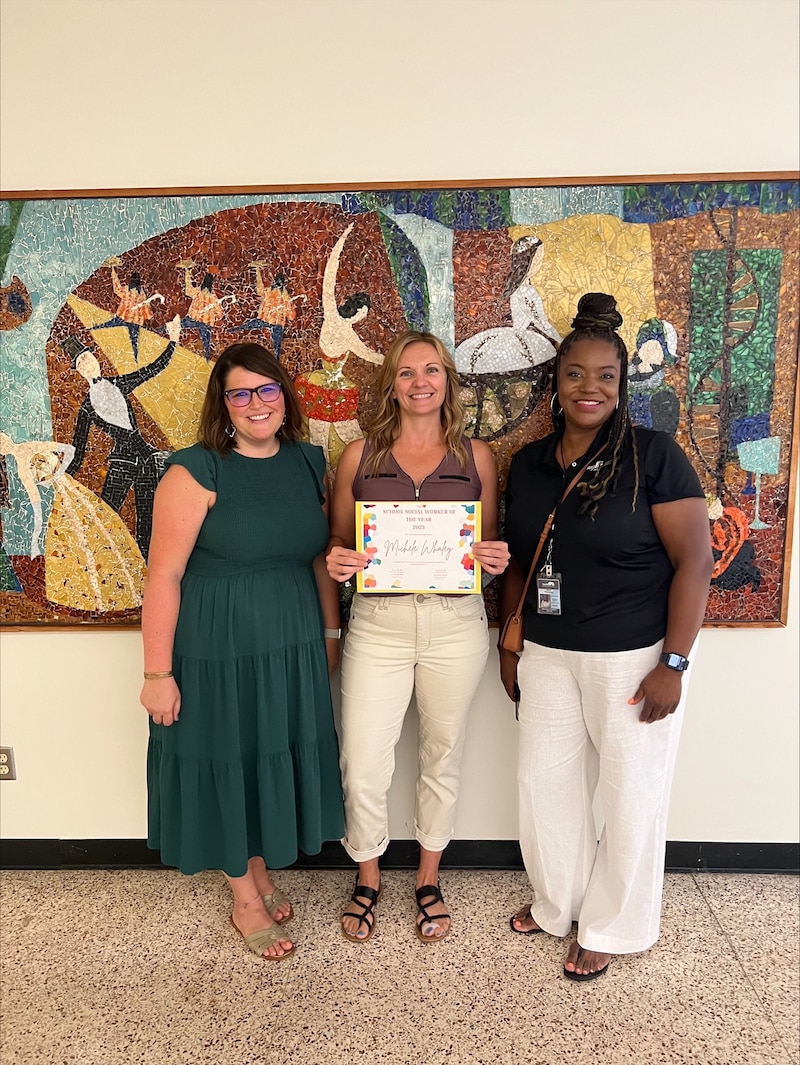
[340,592,490,862]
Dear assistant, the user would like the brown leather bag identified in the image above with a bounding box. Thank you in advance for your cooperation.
[499,612,526,653]
[499,513,554,652]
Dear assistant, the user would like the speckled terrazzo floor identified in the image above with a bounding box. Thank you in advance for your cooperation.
[0,869,797,1065]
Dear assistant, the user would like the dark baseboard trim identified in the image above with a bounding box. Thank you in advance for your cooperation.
[664,841,799,873]
[0,838,797,874]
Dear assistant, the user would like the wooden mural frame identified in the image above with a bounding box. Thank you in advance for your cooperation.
[1,172,798,629]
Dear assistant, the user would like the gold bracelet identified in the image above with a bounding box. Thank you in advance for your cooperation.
[143,670,173,680]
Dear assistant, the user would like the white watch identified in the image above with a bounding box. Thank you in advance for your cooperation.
[324,628,342,640]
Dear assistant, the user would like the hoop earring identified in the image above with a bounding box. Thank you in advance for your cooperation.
[224,424,236,438]
[549,392,563,417]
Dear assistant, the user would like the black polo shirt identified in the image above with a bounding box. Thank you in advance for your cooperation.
[505,427,704,652]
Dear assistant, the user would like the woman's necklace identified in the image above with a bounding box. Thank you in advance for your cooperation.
[558,438,582,471]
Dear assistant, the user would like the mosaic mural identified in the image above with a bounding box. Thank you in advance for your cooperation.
[0,179,797,626]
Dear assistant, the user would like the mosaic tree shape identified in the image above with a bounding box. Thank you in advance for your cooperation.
[687,208,780,498]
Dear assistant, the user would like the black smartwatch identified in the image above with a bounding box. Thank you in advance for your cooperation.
[659,651,690,672]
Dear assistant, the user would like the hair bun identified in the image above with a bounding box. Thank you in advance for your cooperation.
[570,292,623,332]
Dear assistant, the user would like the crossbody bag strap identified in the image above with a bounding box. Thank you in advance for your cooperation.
[508,445,607,622]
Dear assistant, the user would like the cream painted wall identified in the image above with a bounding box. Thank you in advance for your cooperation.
[1,0,798,844]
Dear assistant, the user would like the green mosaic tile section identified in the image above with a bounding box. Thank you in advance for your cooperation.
[0,201,26,279]
[689,248,782,414]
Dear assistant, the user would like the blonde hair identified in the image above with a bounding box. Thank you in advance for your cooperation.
[364,331,468,476]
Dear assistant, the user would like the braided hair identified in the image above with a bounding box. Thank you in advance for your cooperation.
[553,292,639,518]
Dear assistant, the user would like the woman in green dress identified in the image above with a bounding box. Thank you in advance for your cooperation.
[140,342,344,961]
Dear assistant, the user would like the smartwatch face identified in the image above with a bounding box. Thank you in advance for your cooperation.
[662,652,688,671]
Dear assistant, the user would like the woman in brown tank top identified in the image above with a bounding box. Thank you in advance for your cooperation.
[326,330,509,944]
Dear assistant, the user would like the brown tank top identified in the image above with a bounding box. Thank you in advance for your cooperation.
[352,436,482,501]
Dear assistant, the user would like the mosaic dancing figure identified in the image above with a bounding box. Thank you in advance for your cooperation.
[455,235,561,375]
[0,434,75,558]
[0,433,145,612]
[296,224,383,466]
[326,330,509,945]
[501,293,712,981]
[231,266,304,360]
[64,315,181,559]
[178,262,235,361]
[141,342,344,961]
[92,258,165,363]
[318,225,383,370]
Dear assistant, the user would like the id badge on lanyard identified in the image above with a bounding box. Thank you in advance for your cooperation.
[527,441,607,620]
[536,532,562,615]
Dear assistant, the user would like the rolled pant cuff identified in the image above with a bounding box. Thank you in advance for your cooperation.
[341,836,389,864]
[414,829,449,854]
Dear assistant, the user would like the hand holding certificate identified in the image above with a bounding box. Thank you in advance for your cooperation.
[356,501,482,593]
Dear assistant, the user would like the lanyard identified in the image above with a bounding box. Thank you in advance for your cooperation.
[541,441,608,577]
[508,444,608,624]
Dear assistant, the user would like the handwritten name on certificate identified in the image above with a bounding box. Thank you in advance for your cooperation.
[355,502,482,594]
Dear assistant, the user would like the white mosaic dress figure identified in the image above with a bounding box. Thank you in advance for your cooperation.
[0,433,145,612]
[455,236,561,374]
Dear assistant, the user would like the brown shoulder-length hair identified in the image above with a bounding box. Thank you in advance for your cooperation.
[364,330,468,476]
[198,342,304,454]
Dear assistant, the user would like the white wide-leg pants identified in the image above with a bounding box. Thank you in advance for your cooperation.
[340,593,489,862]
[517,639,696,954]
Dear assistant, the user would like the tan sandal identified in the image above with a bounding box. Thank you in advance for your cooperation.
[230,916,295,961]
[262,886,293,925]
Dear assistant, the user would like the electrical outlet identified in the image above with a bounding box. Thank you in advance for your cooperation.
[0,747,16,780]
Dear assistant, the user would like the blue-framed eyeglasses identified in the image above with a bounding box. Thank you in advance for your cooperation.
[224,382,283,407]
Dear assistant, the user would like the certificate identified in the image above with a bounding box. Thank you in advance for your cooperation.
[355,501,482,594]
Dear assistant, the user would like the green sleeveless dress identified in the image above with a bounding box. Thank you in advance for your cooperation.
[146,441,344,876]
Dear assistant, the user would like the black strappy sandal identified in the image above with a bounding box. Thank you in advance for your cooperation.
[341,879,381,943]
[415,882,451,943]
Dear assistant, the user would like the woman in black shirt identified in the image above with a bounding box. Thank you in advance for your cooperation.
[501,293,712,981]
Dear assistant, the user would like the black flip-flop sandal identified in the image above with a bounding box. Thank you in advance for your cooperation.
[509,905,546,935]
